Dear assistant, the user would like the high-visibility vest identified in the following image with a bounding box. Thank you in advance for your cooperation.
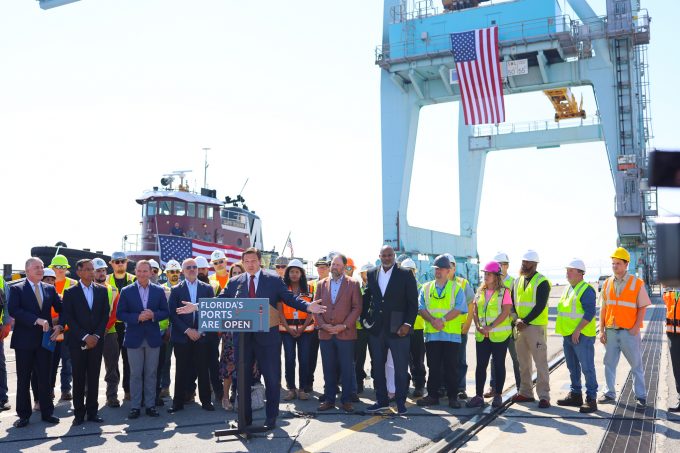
[475,287,512,342]
[279,285,314,333]
[51,277,78,336]
[601,274,644,330]
[513,273,550,326]
[555,280,596,337]
[665,289,680,335]
[414,282,425,330]
[105,284,119,333]
[454,276,470,328]
[0,278,5,324]
[423,280,462,335]
[503,275,515,289]
[108,273,135,324]
[209,273,228,296]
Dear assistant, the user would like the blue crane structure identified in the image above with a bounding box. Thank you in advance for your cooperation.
[376,0,656,284]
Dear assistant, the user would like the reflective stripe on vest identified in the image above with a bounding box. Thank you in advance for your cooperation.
[555,280,596,337]
[475,287,511,343]
[602,275,644,330]
[279,286,314,333]
[664,290,680,334]
[503,275,515,289]
[414,282,425,330]
[454,277,470,327]
[423,280,462,335]
[108,273,135,323]
[513,273,550,326]
[105,285,119,333]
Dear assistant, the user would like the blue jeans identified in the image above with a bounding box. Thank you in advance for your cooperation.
[603,328,646,399]
[563,334,598,399]
[281,331,313,390]
[0,340,8,402]
[320,337,355,404]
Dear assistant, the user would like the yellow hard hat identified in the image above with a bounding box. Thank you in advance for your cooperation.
[49,254,70,268]
[611,247,630,262]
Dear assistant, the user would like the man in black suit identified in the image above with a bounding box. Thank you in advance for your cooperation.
[167,258,217,413]
[177,247,326,430]
[61,259,110,425]
[8,257,64,427]
[362,245,418,415]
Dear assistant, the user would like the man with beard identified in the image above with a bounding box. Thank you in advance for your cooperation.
[159,260,181,399]
[511,250,552,409]
[92,258,121,408]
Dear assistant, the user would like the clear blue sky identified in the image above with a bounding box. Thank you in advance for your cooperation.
[0,0,676,283]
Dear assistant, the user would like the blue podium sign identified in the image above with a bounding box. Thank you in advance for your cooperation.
[197,298,270,332]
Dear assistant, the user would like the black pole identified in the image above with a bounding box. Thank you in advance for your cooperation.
[236,331,247,430]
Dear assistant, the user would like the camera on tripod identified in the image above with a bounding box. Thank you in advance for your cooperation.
[650,150,680,286]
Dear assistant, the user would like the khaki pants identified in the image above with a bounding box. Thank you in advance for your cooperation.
[516,324,550,401]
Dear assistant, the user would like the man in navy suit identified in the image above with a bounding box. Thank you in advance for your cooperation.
[61,259,110,425]
[8,257,64,427]
[116,260,169,419]
[178,247,326,430]
[362,245,419,415]
[167,258,216,413]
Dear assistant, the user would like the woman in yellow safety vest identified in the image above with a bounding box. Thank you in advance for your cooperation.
[278,259,315,402]
[467,261,512,409]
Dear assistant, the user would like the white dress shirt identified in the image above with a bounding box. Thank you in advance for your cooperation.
[378,265,394,296]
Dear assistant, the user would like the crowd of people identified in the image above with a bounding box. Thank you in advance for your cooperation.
[0,244,678,432]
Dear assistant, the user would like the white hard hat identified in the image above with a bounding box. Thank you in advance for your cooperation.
[521,250,540,262]
[195,256,210,268]
[287,259,305,270]
[211,250,227,262]
[43,268,56,278]
[443,253,456,265]
[400,258,417,270]
[165,260,181,272]
[566,258,586,272]
[148,259,160,270]
[92,258,107,270]
[360,262,374,273]
[493,252,510,263]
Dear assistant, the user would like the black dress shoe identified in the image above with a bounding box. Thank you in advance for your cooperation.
[155,397,165,407]
[263,418,276,430]
[146,407,160,417]
[72,417,84,426]
[87,415,104,423]
[202,403,215,411]
[167,406,184,414]
[128,409,140,419]
[42,415,60,424]
[0,400,11,411]
[669,402,680,413]
[13,418,30,428]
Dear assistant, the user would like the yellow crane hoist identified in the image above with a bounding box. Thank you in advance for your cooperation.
[543,88,586,122]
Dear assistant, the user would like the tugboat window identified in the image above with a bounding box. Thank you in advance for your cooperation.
[197,204,205,219]
[207,206,214,219]
[146,201,157,216]
[159,200,172,216]
[187,202,196,218]
[174,201,186,216]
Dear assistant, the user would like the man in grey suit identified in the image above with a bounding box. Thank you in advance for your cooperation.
[116,260,169,419]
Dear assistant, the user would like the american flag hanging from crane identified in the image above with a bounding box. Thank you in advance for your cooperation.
[450,26,505,125]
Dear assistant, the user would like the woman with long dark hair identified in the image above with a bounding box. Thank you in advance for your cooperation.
[278,259,315,401]
[217,262,245,410]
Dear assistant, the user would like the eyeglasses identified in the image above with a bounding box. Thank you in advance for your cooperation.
[167,270,180,275]
[275,265,286,269]
[52,265,68,270]
[213,259,225,265]
[112,260,127,265]
[184,265,198,270]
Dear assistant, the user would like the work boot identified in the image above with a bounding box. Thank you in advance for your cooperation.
[579,398,598,414]
[411,387,425,398]
[483,387,496,398]
[557,392,583,407]
[298,390,310,401]
[284,389,297,401]
[416,395,440,406]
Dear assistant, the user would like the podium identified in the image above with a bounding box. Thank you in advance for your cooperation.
[195,297,271,440]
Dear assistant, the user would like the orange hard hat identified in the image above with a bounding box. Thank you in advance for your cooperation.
[346,257,355,268]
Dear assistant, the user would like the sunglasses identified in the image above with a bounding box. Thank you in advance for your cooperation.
[52,265,68,270]
[167,270,180,275]
[213,259,225,265]
[345,266,353,271]
[112,260,127,265]
[275,265,286,269]
[184,265,198,270]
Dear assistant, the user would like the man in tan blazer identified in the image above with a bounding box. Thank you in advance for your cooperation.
[314,254,362,412]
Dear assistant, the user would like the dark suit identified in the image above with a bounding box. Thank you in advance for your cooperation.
[61,282,109,419]
[8,280,62,420]
[222,270,310,425]
[116,282,169,410]
[363,265,418,407]
[168,279,215,408]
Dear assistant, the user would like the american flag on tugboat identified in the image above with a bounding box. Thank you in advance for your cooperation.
[450,26,505,125]
[158,234,242,267]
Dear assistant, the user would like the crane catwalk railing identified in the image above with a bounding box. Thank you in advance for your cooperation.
[472,116,600,137]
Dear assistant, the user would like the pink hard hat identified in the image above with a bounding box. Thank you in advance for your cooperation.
[483,261,501,274]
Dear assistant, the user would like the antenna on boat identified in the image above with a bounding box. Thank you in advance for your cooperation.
[202,147,210,188]
[238,178,249,198]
